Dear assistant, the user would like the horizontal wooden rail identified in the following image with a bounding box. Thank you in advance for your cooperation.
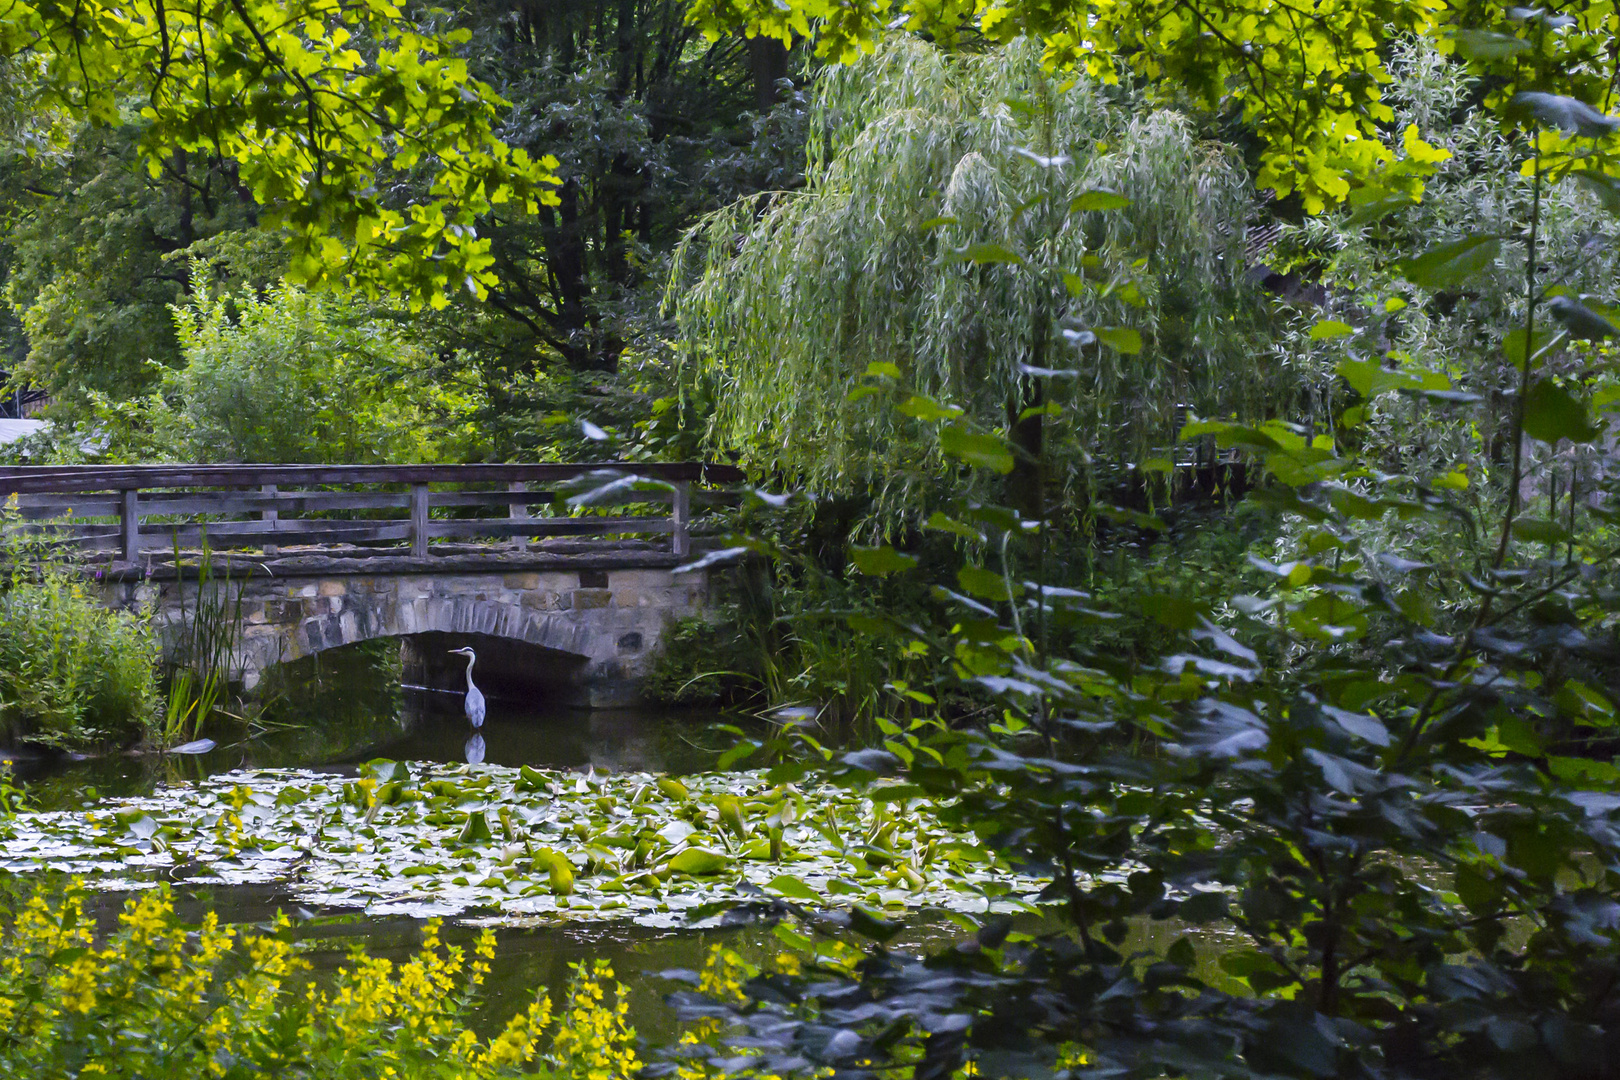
[0,462,744,562]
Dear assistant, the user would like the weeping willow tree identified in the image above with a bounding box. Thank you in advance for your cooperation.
[669,38,1292,519]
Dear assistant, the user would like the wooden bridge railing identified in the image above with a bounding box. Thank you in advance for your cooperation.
[0,463,745,562]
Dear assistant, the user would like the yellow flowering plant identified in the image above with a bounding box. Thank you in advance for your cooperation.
[0,881,641,1080]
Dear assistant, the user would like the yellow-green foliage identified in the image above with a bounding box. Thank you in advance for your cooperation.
[0,882,640,1079]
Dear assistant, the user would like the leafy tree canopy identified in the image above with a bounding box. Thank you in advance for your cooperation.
[687,0,1618,215]
[0,0,562,308]
[671,39,1281,515]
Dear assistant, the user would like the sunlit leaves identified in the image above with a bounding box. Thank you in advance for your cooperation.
[0,0,560,308]
[1309,320,1355,340]
[1069,189,1131,212]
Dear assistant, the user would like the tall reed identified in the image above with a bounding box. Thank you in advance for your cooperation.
[153,528,242,748]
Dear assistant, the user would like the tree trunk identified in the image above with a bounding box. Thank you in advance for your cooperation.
[747,35,789,113]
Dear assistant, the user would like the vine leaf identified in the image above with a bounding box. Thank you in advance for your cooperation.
[1094,326,1143,354]
[1069,189,1131,212]
[1510,92,1620,137]
[1522,379,1602,444]
[1397,235,1500,289]
[939,427,1014,473]
[851,546,920,575]
[1572,171,1620,216]
[1452,28,1531,60]
[1545,296,1619,340]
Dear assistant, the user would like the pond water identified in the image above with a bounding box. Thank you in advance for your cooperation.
[1,640,1089,1038]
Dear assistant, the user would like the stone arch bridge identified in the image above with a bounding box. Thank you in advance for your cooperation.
[1,463,741,706]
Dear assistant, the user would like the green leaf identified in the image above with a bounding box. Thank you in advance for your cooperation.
[1572,171,1620,216]
[851,545,919,576]
[668,848,729,875]
[955,242,1024,265]
[1140,594,1203,630]
[1397,235,1500,289]
[939,426,1014,473]
[1452,28,1531,60]
[457,811,493,845]
[1309,320,1355,340]
[1502,325,1558,371]
[1511,92,1620,138]
[957,565,1016,601]
[766,874,821,902]
[1094,326,1143,354]
[1511,517,1573,544]
[897,396,964,422]
[1069,189,1131,212]
[925,511,985,543]
[1522,379,1602,444]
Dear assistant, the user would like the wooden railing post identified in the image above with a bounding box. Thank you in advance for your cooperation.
[261,483,279,556]
[671,480,691,557]
[409,483,430,557]
[508,480,530,552]
[119,488,139,562]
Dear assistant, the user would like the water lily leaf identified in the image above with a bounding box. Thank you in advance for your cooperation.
[668,848,729,875]
[170,739,216,755]
[766,874,820,903]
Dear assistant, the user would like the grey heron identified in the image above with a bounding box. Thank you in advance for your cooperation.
[448,647,485,728]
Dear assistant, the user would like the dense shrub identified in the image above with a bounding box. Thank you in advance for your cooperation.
[0,568,156,750]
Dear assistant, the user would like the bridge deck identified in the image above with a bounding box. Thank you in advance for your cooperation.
[0,462,744,565]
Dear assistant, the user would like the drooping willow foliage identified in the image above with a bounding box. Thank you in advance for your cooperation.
[668,37,1297,518]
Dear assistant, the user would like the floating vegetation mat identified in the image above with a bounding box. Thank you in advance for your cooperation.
[0,763,1046,926]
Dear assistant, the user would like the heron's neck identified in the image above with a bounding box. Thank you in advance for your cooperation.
[463,654,477,678]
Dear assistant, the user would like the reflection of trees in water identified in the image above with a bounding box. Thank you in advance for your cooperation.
[246,640,410,765]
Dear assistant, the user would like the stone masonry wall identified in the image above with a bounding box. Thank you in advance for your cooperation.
[101,564,709,706]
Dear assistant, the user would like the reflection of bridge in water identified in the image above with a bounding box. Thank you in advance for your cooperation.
[0,463,743,706]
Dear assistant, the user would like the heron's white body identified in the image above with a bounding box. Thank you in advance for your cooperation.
[449,647,485,728]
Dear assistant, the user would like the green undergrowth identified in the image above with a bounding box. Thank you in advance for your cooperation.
[0,506,158,750]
